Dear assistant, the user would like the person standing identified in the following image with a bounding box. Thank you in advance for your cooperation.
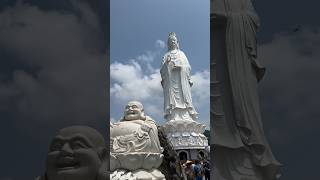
[203,161,210,180]
[193,160,203,180]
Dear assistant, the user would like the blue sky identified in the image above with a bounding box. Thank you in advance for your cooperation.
[110,0,210,127]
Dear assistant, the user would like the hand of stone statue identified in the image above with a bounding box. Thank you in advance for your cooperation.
[171,59,182,69]
[169,61,176,69]
[167,56,171,62]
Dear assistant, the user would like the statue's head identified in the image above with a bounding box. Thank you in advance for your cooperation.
[123,101,146,121]
[43,126,108,180]
[167,32,179,51]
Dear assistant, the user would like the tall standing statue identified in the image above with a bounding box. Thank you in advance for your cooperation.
[211,0,281,179]
[160,32,197,122]
[160,32,208,160]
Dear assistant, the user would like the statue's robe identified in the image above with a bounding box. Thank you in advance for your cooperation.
[212,0,281,179]
[110,117,165,179]
[110,116,162,153]
[160,50,197,121]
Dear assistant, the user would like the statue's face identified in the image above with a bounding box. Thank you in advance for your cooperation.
[124,101,143,121]
[168,36,178,50]
[46,128,102,180]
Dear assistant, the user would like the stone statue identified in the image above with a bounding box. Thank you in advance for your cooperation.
[161,32,208,159]
[36,126,109,180]
[110,101,165,180]
[160,32,197,122]
[211,0,281,179]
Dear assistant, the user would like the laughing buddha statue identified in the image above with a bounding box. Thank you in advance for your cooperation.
[110,101,165,180]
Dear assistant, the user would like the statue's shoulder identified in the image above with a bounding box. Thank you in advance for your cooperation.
[145,116,159,127]
[178,50,187,57]
[162,52,170,59]
[146,116,156,123]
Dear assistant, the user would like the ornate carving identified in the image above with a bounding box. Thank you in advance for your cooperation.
[110,101,165,180]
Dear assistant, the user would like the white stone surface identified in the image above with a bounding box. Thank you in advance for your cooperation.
[111,169,165,180]
[160,32,208,155]
[162,120,208,150]
[160,32,198,122]
[110,101,165,180]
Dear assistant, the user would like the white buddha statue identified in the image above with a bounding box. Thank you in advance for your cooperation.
[110,101,165,180]
[160,32,198,122]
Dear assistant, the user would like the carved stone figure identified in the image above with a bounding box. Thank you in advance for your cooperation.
[211,0,281,179]
[110,101,165,180]
[160,32,197,122]
[36,126,109,180]
[161,32,208,160]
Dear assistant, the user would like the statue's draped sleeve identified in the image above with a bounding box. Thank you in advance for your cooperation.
[160,54,171,117]
[213,0,281,177]
[179,52,194,110]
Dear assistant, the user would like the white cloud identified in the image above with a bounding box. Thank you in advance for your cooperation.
[136,51,156,63]
[155,39,166,49]
[110,60,162,101]
[191,70,210,107]
[257,27,320,145]
[127,39,166,67]
[0,2,107,133]
[110,60,143,83]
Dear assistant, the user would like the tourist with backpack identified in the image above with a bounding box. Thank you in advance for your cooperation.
[193,160,204,180]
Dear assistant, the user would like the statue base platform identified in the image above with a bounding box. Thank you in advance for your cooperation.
[110,169,165,180]
[161,119,208,160]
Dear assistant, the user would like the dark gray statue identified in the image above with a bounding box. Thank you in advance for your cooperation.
[211,0,281,179]
[36,126,109,180]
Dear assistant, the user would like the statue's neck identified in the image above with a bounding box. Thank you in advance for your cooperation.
[169,49,179,54]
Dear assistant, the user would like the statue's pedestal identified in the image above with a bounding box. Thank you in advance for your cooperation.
[162,120,208,160]
[110,169,165,180]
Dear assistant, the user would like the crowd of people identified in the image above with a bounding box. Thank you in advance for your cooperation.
[169,158,211,180]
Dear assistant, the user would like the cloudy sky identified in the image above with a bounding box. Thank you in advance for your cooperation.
[110,0,210,127]
[0,0,108,179]
[255,1,320,179]
[0,0,320,179]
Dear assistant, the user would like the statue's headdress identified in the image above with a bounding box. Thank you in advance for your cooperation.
[168,32,176,38]
[167,32,179,50]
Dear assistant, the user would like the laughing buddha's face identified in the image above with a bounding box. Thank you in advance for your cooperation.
[124,101,144,121]
[45,126,104,180]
